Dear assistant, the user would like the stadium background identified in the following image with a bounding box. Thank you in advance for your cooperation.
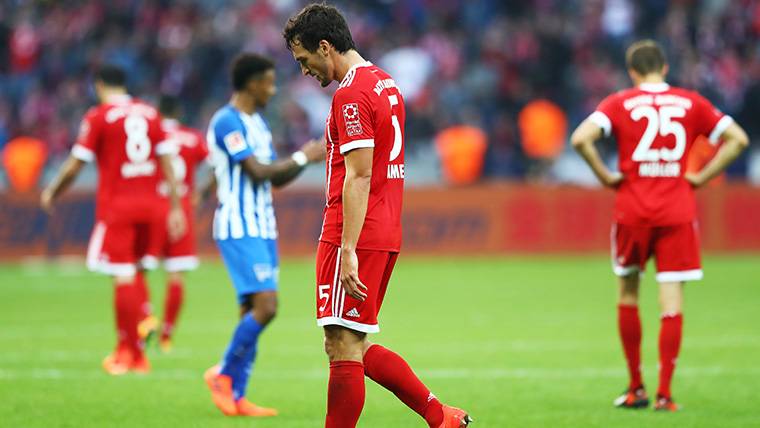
[1,1,759,427]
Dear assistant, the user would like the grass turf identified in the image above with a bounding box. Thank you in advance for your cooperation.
[0,254,759,427]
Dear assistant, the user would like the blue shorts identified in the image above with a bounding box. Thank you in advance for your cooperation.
[216,237,279,305]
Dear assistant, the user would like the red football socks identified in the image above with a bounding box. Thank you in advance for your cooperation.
[363,345,444,428]
[161,279,184,340]
[134,271,151,320]
[618,304,643,390]
[114,283,140,357]
[325,361,365,428]
[657,313,683,398]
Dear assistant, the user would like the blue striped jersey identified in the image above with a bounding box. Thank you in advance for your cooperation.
[207,105,278,241]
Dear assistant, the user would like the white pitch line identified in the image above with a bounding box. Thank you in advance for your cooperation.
[1,366,760,381]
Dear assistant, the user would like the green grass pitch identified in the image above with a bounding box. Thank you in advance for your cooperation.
[1,254,759,427]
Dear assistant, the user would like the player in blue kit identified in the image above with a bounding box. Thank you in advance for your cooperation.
[203,53,324,417]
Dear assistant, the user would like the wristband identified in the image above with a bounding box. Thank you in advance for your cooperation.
[291,150,308,167]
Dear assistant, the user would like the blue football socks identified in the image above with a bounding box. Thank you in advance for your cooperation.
[220,313,264,400]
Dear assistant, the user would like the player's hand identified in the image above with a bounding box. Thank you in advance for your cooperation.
[301,138,327,163]
[167,207,187,242]
[40,189,55,213]
[339,248,368,301]
[684,172,704,188]
[603,172,624,188]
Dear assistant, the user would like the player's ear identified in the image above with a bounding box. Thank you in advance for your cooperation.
[661,63,669,77]
[318,40,331,57]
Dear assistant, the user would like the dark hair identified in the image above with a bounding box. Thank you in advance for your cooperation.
[626,40,667,75]
[95,64,127,87]
[231,53,275,91]
[283,3,356,53]
[158,94,181,118]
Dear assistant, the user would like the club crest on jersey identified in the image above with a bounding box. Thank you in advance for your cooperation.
[342,103,363,137]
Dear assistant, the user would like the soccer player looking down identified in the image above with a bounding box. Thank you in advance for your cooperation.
[41,64,186,375]
[202,53,325,417]
[284,4,471,427]
[571,40,749,411]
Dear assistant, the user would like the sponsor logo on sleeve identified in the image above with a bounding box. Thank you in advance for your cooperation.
[223,131,248,155]
[342,103,363,137]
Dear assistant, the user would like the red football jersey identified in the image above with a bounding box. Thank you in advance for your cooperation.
[320,62,405,252]
[590,83,733,226]
[159,118,209,202]
[72,95,171,219]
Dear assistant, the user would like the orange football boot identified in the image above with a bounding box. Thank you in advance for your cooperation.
[439,405,472,428]
[204,364,238,416]
[138,315,160,344]
[614,386,649,409]
[102,347,132,376]
[235,397,278,417]
[130,353,151,374]
[158,337,173,353]
[654,395,680,412]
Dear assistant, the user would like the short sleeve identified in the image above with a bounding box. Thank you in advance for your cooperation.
[588,94,618,138]
[334,87,375,155]
[71,109,100,162]
[214,112,253,162]
[692,93,733,145]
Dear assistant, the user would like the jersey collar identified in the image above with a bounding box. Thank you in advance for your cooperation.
[339,61,373,87]
[638,82,670,93]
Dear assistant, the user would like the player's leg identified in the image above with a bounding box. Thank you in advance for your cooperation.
[657,280,684,405]
[359,252,468,427]
[227,290,278,417]
[617,273,643,392]
[104,272,140,375]
[324,325,367,428]
[159,270,184,352]
[611,223,650,408]
[205,237,277,416]
[160,204,198,351]
[652,222,701,411]
[135,269,159,344]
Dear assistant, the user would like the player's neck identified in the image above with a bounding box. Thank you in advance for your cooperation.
[230,92,257,115]
[635,74,666,86]
[99,88,129,104]
[334,50,367,82]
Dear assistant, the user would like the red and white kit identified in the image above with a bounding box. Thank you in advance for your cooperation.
[316,62,405,333]
[73,95,173,276]
[590,82,733,282]
[158,118,209,272]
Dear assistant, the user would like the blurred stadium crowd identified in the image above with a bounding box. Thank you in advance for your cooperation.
[1,0,759,181]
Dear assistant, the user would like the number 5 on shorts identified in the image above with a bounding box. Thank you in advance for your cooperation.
[318,284,331,312]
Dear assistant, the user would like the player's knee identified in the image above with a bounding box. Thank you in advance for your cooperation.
[260,305,277,325]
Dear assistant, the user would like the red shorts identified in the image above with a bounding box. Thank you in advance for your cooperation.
[162,202,198,272]
[315,241,398,333]
[87,199,167,277]
[611,221,702,282]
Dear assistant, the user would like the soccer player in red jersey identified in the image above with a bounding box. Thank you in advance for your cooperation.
[284,4,471,427]
[133,95,210,352]
[41,65,186,375]
[571,40,749,411]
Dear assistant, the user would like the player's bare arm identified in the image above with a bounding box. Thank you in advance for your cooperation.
[40,155,86,212]
[685,121,749,187]
[340,147,372,302]
[571,119,624,188]
[238,137,325,187]
[158,153,187,242]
